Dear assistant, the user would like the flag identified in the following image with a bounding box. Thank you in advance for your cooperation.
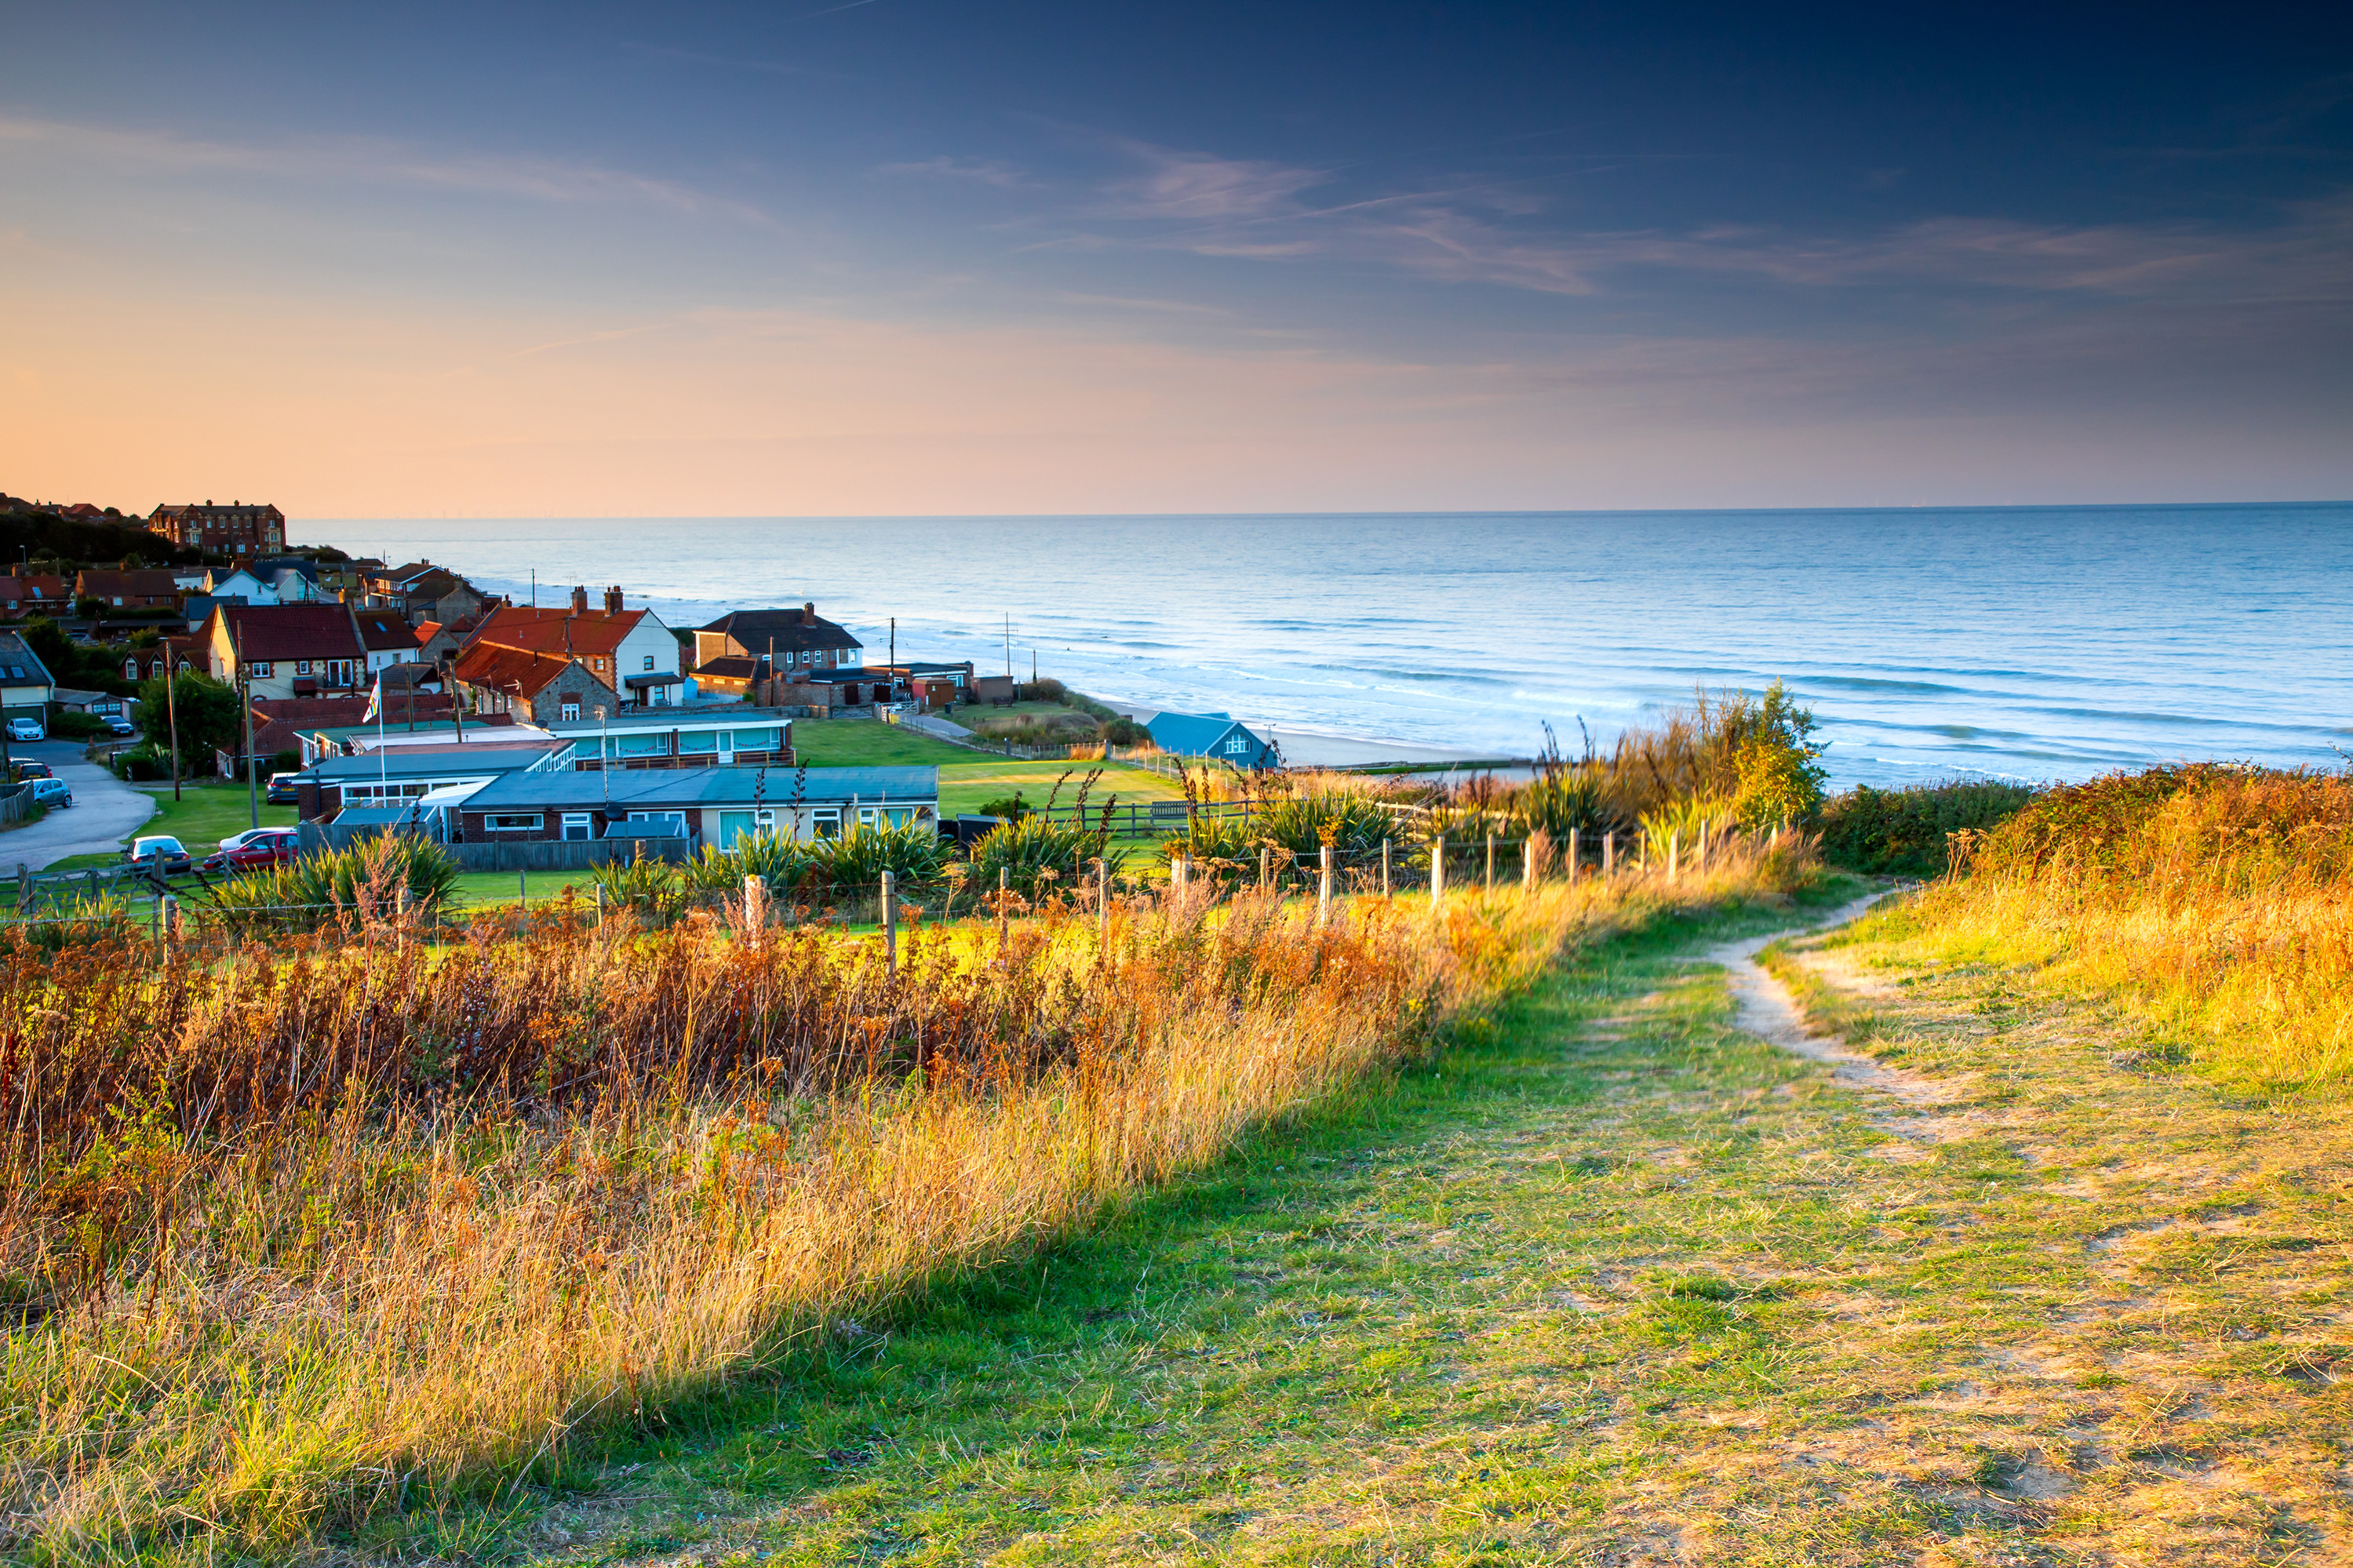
[362,671,382,725]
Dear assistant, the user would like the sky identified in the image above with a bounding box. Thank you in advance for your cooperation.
[3,1,2350,516]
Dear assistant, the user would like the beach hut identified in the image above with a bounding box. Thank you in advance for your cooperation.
[1144,710,1280,768]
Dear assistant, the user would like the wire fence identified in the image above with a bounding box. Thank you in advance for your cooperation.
[0,820,1794,961]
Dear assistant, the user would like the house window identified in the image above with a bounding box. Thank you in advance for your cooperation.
[485,814,543,832]
[250,660,274,678]
[297,660,311,675]
[559,813,595,842]
[561,702,581,722]
[625,809,688,835]
[326,660,352,686]
[808,808,841,839]
[717,809,778,847]
[642,655,655,671]
[1225,735,1248,754]
[123,658,137,680]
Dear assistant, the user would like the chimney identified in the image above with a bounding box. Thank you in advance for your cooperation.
[604,584,624,615]
[570,584,588,616]
[802,601,816,627]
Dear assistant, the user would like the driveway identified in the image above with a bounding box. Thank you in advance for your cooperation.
[0,740,159,875]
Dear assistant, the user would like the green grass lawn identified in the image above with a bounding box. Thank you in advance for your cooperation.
[789,719,974,768]
[379,876,2353,1566]
[44,780,293,872]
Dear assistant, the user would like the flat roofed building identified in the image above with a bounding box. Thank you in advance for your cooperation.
[456,763,934,848]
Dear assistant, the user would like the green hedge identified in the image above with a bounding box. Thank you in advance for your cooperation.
[1815,779,2040,878]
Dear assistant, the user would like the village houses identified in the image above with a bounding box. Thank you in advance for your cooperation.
[459,587,683,709]
[201,602,425,700]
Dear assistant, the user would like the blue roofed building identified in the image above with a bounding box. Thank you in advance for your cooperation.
[453,763,938,848]
[1144,710,1280,768]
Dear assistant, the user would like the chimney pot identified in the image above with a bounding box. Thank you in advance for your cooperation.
[570,584,588,615]
[605,584,624,614]
[802,601,815,626]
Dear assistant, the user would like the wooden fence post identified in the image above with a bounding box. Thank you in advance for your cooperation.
[1568,828,1579,886]
[1485,832,1495,890]
[1668,830,1680,882]
[519,868,527,908]
[596,883,606,926]
[1259,844,1270,893]
[744,872,767,932]
[1431,834,1446,914]
[1523,836,1535,892]
[1318,843,1333,929]
[1382,838,1392,897]
[157,893,175,956]
[1603,830,1615,878]
[880,870,896,976]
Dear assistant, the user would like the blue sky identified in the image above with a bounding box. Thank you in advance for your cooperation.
[3,1,2349,514]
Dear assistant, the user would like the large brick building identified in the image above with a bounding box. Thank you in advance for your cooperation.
[148,500,286,554]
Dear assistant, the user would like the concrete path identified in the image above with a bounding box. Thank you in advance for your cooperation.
[0,740,159,875]
[898,712,978,744]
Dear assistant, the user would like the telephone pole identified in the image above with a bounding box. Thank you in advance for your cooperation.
[166,663,182,802]
[235,621,258,830]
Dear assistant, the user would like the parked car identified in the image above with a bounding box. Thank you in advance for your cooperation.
[217,826,281,854]
[202,828,299,874]
[104,715,137,737]
[124,835,191,876]
[28,777,71,809]
[6,716,42,742]
[11,760,52,780]
[265,771,303,805]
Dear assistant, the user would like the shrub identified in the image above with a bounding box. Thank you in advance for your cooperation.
[805,821,955,890]
[1104,716,1146,747]
[1637,795,1741,865]
[48,711,104,740]
[588,849,687,923]
[213,836,461,932]
[976,791,1031,822]
[1816,779,2040,877]
[967,813,1125,897]
[1025,676,1067,704]
[111,747,167,782]
[682,834,814,896]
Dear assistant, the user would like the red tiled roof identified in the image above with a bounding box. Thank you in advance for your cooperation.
[470,604,646,658]
[209,603,362,661]
[451,642,603,700]
[75,569,185,599]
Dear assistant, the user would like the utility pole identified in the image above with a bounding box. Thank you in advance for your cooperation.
[1003,613,1011,681]
[166,664,182,802]
[236,621,258,830]
[888,616,895,696]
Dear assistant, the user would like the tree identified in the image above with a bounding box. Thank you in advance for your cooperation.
[137,671,242,762]
[1731,678,1829,828]
[17,617,75,680]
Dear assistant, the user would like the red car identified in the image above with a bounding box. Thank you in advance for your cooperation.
[202,829,300,874]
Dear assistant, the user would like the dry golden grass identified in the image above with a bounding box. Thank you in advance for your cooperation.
[1895,763,2353,1091]
[0,839,1816,1564]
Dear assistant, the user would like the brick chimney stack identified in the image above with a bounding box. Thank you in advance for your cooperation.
[604,584,624,614]
[802,601,816,626]
[570,584,588,615]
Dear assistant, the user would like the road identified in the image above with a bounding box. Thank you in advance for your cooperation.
[0,739,159,875]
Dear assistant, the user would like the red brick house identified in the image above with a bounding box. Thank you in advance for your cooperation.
[75,569,187,610]
[148,501,287,554]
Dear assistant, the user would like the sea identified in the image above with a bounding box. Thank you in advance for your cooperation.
[314,505,2353,789]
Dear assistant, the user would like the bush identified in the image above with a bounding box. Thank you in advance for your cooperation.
[1024,677,1067,704]
[1104,716,1146,747]
[588,850,687,924]
[976,792,1030,822]
[111,747,168,782]
[681,834,814,897]
[967,813,1125,898]
[48,711,104,740]
[1816,779,2041,878]
[805,821,955,890]
[213,837,461,933]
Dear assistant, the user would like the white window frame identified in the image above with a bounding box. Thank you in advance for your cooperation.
[808,807,842,839]
[559,812,595,842]
[250,660,274,678]
[484,813,543,833]
[560,702,581,722]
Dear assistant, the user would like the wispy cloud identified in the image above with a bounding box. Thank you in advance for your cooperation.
[878,155,1029,187]
[1058,136,2353,309]
[0,115,780,227]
